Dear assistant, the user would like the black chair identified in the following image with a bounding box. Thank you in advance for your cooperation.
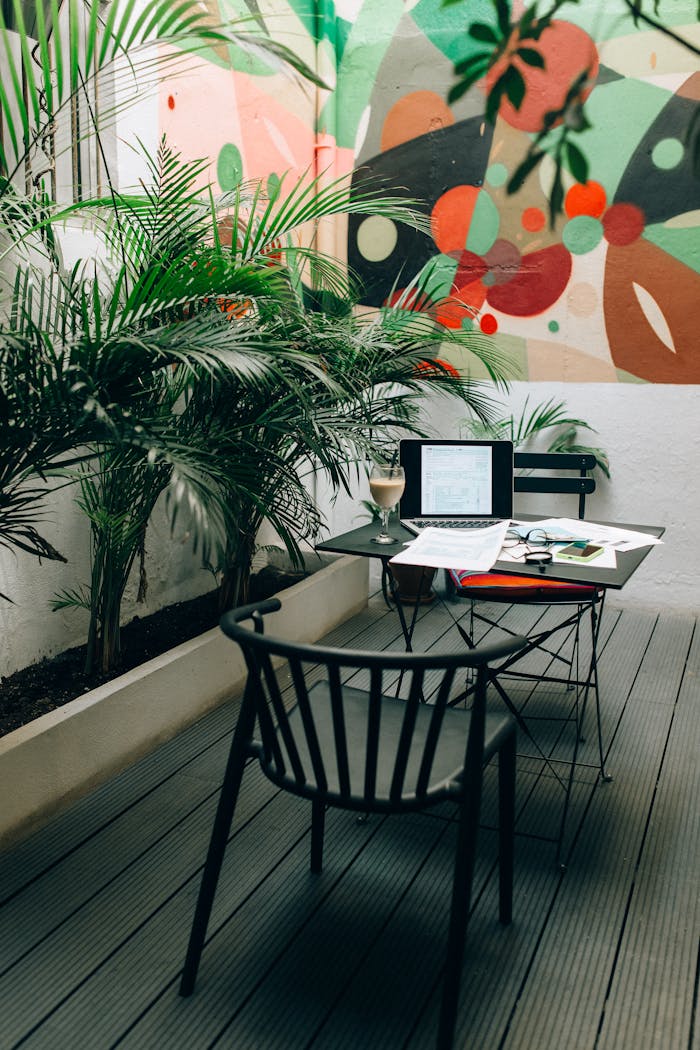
[447,452,608,866]
[179,599,526,1050]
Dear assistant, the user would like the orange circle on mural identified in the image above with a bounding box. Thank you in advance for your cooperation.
[381,91,455,153]
[480,313,498,335]
[486,20,599,133]
[565,180,607,218]
[431,186,480,254]
[521,207,546,232]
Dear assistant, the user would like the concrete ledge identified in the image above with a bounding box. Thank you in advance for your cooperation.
[0,553,368,849]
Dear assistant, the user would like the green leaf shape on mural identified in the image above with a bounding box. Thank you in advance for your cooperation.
[286,0,351,63]
[517,46,545,68]
[218,144,244,191]
[566,141,589,184]
[469,22,500,44]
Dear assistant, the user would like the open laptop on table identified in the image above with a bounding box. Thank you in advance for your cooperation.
[399,438,514,535]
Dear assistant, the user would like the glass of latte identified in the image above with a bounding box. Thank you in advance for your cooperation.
[369,463,405,544]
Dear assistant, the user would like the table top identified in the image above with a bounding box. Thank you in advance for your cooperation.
[316,518,665,590]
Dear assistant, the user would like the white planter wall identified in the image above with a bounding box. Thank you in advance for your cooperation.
[0,553,368,849]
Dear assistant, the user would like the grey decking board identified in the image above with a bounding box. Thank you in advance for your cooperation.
[502,699,676,1050]
[1,769,291,1045]
[308,823,498,1050]
[112,809,391,1049]
[595,620,700,1050]
[0,752,271,972]
[405,792,567,1049]
[547,606,659,774]
[206,813,465,1050]
[23,808,381,1050]
[500,612,691,1049]
[621,612,693,707]
[0,602,695,1050]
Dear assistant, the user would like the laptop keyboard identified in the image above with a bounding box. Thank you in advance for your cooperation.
[409,518,501,530]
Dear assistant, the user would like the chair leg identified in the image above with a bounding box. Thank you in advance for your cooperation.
[310,799,326,873]
[179,709,253,997]
[498,734,516,925]
[436,787,482,1050]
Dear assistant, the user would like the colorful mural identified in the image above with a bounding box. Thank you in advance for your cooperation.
[161,0,700,383]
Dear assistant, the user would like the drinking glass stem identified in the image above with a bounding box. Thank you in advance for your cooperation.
[381,509,389,536]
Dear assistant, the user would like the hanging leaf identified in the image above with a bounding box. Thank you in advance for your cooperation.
[469,22,500,44]
[566,140,589,185]
[516,46,545,68]
[507,149,544,194]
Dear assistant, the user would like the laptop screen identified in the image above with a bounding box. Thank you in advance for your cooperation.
[399,439,514,520]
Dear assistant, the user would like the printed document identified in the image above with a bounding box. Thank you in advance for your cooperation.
[534,518,663,552]
[389,521,510,572]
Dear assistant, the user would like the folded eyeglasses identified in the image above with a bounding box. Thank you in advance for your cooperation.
[502,528,582,567]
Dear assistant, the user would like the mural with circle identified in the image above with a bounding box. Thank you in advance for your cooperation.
[160,0,700,383]
[345,7,700,383]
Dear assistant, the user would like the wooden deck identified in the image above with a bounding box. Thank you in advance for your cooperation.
[1,586,698,1050]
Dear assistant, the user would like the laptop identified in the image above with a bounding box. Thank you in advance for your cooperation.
[399,438,514,535]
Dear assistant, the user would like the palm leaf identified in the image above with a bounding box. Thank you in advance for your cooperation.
[0,0,323,194]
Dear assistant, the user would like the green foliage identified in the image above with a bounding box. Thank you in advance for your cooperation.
[4,135,512,668]
[0,0,518,675]
[463,396,610,477]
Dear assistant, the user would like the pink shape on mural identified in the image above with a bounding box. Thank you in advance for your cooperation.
[486,20,599,133]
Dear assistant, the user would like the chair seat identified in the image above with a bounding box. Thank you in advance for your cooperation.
[448,569,599,603]
[261,682,515,810]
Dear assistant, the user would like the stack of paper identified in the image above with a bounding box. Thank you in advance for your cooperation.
[389,518,661,574]
[389,522,510,572]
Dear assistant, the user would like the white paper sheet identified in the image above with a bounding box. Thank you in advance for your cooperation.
[389,521,511,572]
[534,518,663,552]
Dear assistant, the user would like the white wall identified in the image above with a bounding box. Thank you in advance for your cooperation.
[0,481,214,678]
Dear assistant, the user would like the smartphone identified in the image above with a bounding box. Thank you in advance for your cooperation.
[557,541,604,563]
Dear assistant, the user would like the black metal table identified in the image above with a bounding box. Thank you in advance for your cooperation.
[316,518,665,591]
[317,517,665,866]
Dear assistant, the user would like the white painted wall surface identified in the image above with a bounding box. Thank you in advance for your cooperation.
[0,482,214,678]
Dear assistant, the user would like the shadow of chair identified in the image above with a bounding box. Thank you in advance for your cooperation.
[179,599,526,1050]
[446,451,608,867]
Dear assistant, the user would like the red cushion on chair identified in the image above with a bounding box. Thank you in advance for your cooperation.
[449,570,599,603]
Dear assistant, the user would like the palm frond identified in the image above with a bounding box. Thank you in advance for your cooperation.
[0,0,323,195]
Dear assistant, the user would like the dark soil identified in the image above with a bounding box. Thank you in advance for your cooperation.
[0,565,308,737]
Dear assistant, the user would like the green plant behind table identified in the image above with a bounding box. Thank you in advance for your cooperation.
[34,135,513,671]
[463,395,610,477]
[0,0,328,591]
[132,151,515,611]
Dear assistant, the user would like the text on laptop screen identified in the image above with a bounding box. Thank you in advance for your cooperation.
[421,443,492,516]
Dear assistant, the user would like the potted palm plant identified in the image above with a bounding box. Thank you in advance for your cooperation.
[0,0,516,846]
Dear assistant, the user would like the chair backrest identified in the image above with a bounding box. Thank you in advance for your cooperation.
[513,451,596,520]
[221,601,523,812]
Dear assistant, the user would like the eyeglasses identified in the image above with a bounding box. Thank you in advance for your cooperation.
[502,528,583,550]
[502,528,582,567]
